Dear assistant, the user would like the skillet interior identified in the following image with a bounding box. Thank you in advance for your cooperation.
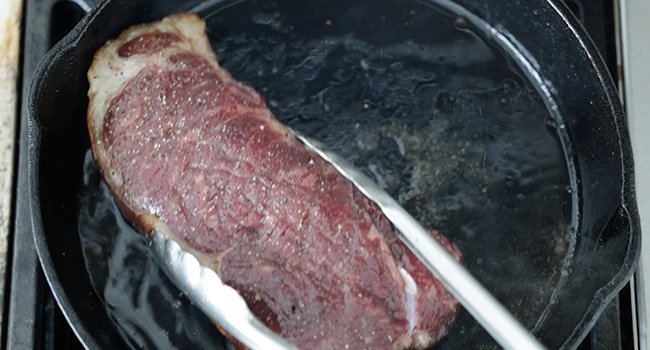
[28,0,639,349]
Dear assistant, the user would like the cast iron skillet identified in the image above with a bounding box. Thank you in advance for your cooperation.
[28,0,640,348]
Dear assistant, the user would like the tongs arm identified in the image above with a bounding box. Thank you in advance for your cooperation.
[295,133,546,350]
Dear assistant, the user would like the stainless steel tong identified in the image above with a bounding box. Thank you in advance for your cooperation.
[296,134,546,350]
[147,133,546,350]
[147,230,299,350]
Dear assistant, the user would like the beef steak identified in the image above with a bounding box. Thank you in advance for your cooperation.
[87,13,460,350]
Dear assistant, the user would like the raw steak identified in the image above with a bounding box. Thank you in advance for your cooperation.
[87,13,460,350]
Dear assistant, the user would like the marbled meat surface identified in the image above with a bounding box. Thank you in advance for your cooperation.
[87,13,460,350]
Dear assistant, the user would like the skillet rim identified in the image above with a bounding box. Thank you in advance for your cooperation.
[28,1,111,349]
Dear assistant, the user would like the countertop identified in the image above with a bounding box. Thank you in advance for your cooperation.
[0,0,23,341]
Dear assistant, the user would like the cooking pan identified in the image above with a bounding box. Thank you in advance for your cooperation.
[28,0,640,348]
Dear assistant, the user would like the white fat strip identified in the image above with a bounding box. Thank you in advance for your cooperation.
[399,267,418,332]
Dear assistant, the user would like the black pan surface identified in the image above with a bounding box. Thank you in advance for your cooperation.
[28,0,639,349]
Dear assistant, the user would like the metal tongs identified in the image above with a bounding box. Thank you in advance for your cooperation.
[147,133,547,350]
[296,134,546,350]
[148,230,298,350]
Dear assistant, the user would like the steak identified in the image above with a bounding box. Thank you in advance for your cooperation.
[87,13,460,350]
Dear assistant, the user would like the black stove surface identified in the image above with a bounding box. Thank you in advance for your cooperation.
[5,0,630,349]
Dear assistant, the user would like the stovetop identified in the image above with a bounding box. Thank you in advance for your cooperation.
[3,0,636,349]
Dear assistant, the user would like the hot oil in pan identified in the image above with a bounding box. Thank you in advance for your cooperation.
[78,0,573,348]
